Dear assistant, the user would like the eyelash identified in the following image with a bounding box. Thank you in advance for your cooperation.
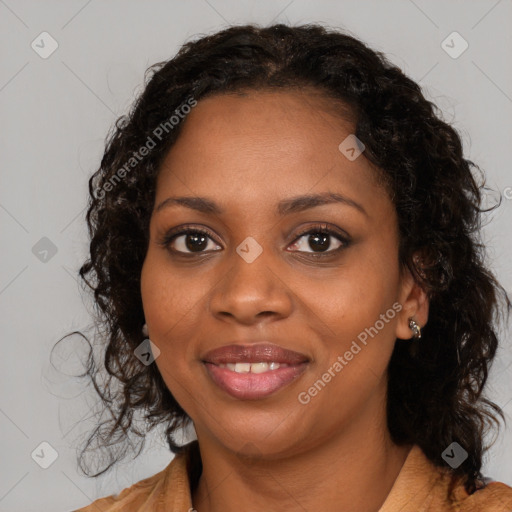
[159,223,351,258]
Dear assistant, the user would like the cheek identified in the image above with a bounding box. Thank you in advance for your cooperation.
[312,251,398,331]
[140,260,194,393]
[297,276,399,422]
[141,255,206,333]
[312,281,398,375]
[307,239,400,369]
[140,259,198,410]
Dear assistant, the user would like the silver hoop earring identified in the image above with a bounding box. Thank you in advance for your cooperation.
[408,318,422,339]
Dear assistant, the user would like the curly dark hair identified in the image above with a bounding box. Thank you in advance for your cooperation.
[61,23,510,492]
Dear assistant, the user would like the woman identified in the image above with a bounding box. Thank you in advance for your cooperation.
[72,23,512,511]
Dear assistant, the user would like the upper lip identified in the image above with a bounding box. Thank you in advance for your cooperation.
[202,343,310,365]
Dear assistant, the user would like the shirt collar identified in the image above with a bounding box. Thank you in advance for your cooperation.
[163,441,470,511]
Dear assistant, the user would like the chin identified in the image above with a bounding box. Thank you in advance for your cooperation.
[200,415,309,460]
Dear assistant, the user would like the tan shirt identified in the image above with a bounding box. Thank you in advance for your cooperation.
[74,441,512,511]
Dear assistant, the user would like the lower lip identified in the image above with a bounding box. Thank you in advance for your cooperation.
[204,362,308,400]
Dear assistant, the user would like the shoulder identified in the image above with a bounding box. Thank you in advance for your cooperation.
[72,465,171,512]
[435,458,512,512]
[455,480,512,512]
[72,448,192,512]
[381,444,512,512]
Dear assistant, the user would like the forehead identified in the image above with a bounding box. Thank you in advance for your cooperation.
[155,90,389,217]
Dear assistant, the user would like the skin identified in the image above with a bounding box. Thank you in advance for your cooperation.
[140,89,429,512]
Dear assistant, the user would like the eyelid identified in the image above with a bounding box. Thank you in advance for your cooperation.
[287,223,351,254]
[158,224,223,253]
[159,222,351,256]
[291,222,349,241]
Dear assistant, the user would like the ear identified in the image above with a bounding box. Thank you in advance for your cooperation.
[395,258,429,340]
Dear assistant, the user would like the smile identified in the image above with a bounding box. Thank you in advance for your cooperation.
[202,343,310,400]
[216,362,289,373]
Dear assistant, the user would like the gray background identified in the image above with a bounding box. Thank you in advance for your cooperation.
[1,0,511,510]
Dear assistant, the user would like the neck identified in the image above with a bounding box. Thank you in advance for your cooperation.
[191,398,412,512]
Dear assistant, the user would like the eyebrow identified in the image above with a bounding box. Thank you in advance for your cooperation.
[277,192,367,217]
[154,192,367,217]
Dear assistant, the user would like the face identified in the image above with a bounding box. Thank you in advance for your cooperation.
[140,89,427,458]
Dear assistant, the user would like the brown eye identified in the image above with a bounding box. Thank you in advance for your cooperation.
[288,228,349,254]
[165,229,222,254]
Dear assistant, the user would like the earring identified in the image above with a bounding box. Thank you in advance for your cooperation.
[142,323,149,337]
[408,318,422,339]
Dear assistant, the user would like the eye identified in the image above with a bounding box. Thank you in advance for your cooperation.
[288,225,349,254]
[159,224,350,257]
[161,227,222,254]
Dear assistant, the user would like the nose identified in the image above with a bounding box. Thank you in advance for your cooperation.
[208,247,294,326]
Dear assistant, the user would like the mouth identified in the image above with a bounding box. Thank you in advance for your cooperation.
[202,343,309,400]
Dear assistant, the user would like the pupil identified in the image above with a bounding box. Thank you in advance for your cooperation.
[309,233,330,252]
[186,233,208,252]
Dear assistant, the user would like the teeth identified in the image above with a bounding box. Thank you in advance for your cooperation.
[217,362,287,373]
[234,362,251,373]
[250,362,269,374]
